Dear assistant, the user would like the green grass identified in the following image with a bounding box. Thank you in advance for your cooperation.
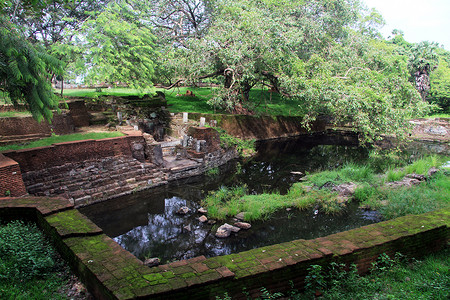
[299,249,450,300]
[425,113,450,119]
[0,220,72,299]
[61,87,154,98]
[62,87,306,116]
[357,171,450,219]
[0,132,125,152]
[203,154,449,221]
[0,111,32,118]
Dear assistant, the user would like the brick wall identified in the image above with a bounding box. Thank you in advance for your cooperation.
[67,100,90,127]
[188,127,221,152]
[3,135,145,173]
[0,114,75,136]
[0,154,27,197]
[188,113,327,140]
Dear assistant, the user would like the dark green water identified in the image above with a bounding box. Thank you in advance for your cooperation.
[80,133,386,263]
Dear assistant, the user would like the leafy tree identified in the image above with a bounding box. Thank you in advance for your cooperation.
[429,53,450,111]
[0,13,63,122]
[5,0,110,47]
[164,0,359,113]
[66,1,157,89]
[407,41,439,101]
[158,0,430,142]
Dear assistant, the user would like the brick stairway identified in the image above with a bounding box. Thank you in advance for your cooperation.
[22,155,168,207]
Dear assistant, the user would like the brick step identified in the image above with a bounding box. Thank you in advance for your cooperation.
[0,133,51,146]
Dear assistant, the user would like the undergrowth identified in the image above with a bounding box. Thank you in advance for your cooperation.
[0,220,71,299]
[216,249,450,299]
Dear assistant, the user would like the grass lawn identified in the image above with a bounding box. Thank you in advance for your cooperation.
[61,87,306,116]
[0,111,32,118]
[0,132,124,152]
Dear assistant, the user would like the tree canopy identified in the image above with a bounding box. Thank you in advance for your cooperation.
[3,0,449,135]
[65,1,157,90]
[0,6,63,122]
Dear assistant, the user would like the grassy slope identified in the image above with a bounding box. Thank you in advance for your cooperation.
[0,132,125,152]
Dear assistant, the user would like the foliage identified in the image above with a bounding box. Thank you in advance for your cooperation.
[0,131,124,152]
[214,127,255,156]
[299,250,449,300]
[0,220,71,299]
[0,15,63,122]
[4,0,108,47]
[206,167,220,177]
[0,220,56,280]
[429,55,450,111]
[64,1,157,90]
[150,0,432,143]
[407,41,439,101]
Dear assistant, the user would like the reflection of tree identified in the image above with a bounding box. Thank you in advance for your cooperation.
[106,140,377,263]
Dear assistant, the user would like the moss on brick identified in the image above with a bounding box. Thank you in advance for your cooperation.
[45,209,101,237]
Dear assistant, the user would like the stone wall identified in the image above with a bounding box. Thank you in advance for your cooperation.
[0,154,27,197]
[0,197,448,300]
[2,135,145,173]
[188,113,327,140]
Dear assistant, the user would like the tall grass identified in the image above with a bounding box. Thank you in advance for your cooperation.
[203,154,449,222]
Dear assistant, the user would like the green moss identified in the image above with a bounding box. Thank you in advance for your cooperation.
[161,271,176,279]
[45,209,100,236]
[180,272,196,279]
[143,273,165,282]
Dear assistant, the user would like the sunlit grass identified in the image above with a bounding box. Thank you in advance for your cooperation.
[0,132,125,152]
[0,111,32,118]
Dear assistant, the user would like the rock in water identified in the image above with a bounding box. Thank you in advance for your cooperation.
[215,227,230,238]
[176,206,190,215]
[199,215,208,223]
[183,224,192,232]
[427,167,439,177]
[215,223,241,238]
[198,207,208,214]
[144,258,160,267]
[235,212,246,221]
[234,222,251,230]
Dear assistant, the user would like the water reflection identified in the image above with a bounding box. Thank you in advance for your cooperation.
[80,133,385,263]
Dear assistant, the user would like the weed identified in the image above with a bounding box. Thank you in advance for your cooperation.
[0,220,71,299]
[206,167,220,177]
